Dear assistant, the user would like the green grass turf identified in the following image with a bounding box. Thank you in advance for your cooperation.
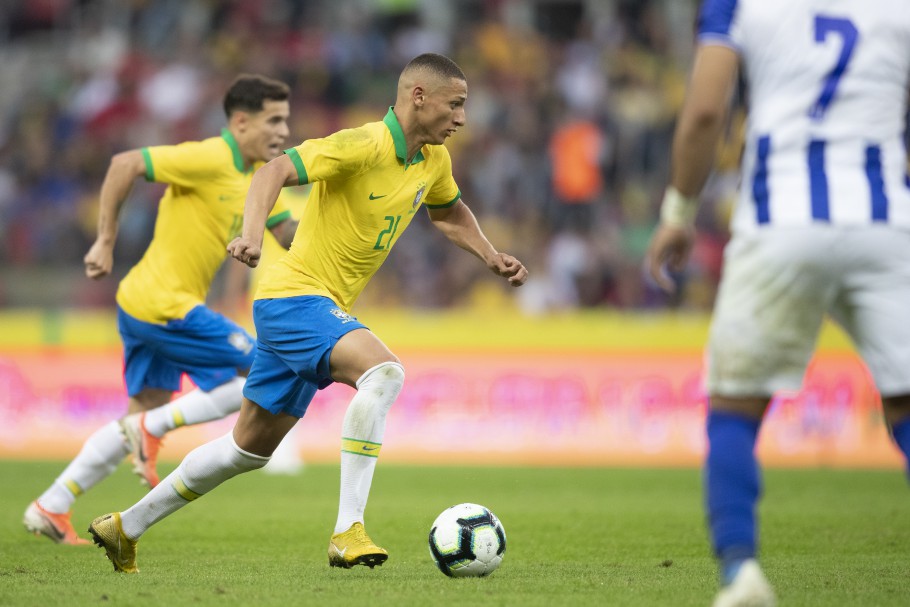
[1,461,907,606]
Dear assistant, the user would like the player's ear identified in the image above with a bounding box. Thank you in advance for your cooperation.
[230,110,250,133]
[412,86,426,107]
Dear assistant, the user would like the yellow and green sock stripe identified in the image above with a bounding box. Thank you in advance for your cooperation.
[64,478,84,497]
[171,407,186,428]
[171,476,203,502]
[341,437,382,458]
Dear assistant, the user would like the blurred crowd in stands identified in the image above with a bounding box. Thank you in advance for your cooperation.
[0,0,740,313]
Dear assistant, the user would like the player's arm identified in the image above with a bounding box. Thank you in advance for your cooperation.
[84,149,147,280]
[228,154,298,267]
[646,44,739,293]
[427,199,528,287]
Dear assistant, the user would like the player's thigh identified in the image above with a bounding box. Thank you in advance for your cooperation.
[161,306,256,370]
[251,295,381,389]
[118,308,185,395]
[243,342,319,418]
[329,328,399,388]
[118,305,255,393]
[707,230,837,397]
[830,228,910,397]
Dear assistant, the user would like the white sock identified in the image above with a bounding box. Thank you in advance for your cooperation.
[334,362,404,534]
[120,432,269,540]
[143,377,246,437]
[37,421,129,514]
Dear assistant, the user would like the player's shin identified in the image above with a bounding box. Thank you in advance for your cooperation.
[119,432,269,540]
[142,377,246,437]
[37,421,130,513]
[889,418,910,480]
[334,362,405,534]
[705,409,762,584]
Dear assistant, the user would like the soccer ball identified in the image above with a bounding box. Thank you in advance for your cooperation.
[428,503,507,577]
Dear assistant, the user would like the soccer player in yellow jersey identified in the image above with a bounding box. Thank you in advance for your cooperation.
[23,75,297,546]
[87,53,528,573]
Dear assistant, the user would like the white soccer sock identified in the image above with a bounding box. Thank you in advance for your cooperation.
[37,421,129,514]
[142,377,246,437]
[120,432,269,540]
[334,362,405,534]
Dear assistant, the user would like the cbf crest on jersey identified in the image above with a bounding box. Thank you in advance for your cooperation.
[413,183,427,209]
[228,332,254,355]
[330,308,356,324]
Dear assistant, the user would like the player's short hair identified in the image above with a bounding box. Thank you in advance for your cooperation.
[402,53,466,83]
[223,74,290,117]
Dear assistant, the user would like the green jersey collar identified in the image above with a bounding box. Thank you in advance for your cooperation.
[221,128,250,173]
[383,107,425,169]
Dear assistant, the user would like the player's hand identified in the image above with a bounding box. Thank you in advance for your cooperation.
[645,224,695,293]
[488,253,528,287]
[227,237,262,268]
[83,240,114,280]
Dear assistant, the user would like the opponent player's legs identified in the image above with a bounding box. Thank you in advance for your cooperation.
[829,229,910,480]
[705,230,835,607]
[326,328,404,568]
[24,387,172,545]
[89,399,294,572]
[705,394,773,606]
[881,395,910,479]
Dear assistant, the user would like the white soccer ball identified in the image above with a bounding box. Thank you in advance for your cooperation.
[428,503,507,577]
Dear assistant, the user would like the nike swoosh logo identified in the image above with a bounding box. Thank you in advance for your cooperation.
[369,193,387,200]
[332,544,347,557]
[362,446,379,451]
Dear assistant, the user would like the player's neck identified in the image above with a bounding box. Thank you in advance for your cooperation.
[392,107,428,162]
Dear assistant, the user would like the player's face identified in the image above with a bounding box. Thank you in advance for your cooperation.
[241,99,291,163]
[419,78,467,145]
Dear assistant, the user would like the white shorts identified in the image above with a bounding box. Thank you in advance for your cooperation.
[707,226,910,398]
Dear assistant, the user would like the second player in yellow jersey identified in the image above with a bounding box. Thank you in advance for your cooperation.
[25,75,297,548]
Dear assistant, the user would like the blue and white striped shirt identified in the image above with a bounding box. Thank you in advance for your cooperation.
[699,0,910,232]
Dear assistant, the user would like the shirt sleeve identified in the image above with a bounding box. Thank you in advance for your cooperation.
[142,140,219,187]
[697,0,743,50]
[284,126,379,186]
[423,145,461,209]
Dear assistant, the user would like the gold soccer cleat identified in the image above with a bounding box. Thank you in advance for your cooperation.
[23,501,90,545]
[328,522,389,569]
[88,513,139,573]
[119,412,162,488]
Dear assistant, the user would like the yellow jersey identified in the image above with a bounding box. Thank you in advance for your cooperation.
[117,129,291,323]
[255,108,461,311]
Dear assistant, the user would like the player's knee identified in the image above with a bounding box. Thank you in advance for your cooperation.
[357,361,405,389]
[228,435,271,472]
[379,361,405,386]
[356,362,405,415]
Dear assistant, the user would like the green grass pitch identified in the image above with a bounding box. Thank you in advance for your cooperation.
[1,460,907,606]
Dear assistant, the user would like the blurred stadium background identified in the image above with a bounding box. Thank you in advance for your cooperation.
[0,0,900,469]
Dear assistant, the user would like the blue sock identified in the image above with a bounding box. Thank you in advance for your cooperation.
[705,410,762,584]
[891,418,910,481]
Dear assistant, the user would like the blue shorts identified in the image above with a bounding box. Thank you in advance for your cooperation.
[243,296,368,418]
[118,305,256,396]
